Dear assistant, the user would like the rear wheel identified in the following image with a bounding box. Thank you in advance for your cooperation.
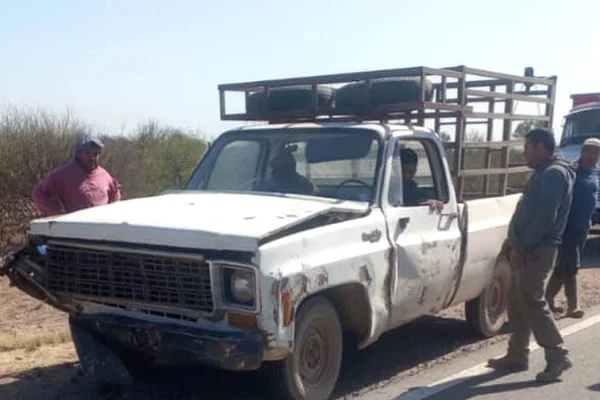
[465,256,511,338]
[272,296,343,400]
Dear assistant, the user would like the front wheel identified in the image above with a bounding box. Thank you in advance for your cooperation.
[272,296,343,400]
[465,256,511,338]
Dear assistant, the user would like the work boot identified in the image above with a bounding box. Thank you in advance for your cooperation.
[545,272,564,314]
[536,356,573,382]
[564,275,584,319]
[487,352,529,372]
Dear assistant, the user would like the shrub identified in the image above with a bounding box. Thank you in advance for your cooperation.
[0,108,208,253]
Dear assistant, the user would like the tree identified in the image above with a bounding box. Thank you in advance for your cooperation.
[439,131,452,142]
[513,120,547,138]
[466,130,484,142]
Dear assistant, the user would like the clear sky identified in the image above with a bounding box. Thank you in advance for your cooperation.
[1,0,599,139]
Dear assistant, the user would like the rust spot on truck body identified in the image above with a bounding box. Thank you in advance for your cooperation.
[280,275,309,327]
[361,229,382,243]
[359,265,372,286]
[314,273,328,288]
[421,241,438,255]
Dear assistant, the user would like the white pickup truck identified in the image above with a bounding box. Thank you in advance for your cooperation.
[1,66,555,400]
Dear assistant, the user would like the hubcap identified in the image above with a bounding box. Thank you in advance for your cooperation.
[299,326,329,387]
[487,277,505,323]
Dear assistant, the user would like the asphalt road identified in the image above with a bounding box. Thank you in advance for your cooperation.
[363,305,600,400]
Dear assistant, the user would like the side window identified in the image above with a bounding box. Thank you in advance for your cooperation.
[205,140,262,190]
[388,139,449,207]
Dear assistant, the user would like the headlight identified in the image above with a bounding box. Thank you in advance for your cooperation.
[228,269,255,306]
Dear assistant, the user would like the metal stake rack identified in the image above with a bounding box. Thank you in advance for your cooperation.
[218,65,557,200]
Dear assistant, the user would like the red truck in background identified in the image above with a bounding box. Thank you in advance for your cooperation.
[571,92,600,108]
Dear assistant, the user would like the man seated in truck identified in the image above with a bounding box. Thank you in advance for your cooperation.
[390,147,444,211]
[262,151,317,196]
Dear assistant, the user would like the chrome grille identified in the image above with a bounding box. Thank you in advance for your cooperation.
[45,245,214,313]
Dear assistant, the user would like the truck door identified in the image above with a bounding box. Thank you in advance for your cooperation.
[382,135,462,328]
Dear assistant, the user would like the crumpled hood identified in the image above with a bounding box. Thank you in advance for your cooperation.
[29,191,368,252]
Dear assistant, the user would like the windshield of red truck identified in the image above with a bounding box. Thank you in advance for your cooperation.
[185,128,383,202]
[561,108,600,145]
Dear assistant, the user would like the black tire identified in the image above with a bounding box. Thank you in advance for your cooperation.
[246,86,335,118]
[69,316,156,385]
[69,316,134,388]
[336,77,434,109]
[112,346,156,382]
[271,296,343,400]
[465,256,511,338]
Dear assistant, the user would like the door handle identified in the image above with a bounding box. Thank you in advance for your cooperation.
[442,212,458,220]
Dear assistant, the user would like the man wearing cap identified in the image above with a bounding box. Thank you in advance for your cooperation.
[545,137,600,319]
[32,137,121,217]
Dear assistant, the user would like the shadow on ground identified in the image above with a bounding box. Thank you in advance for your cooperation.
[0,316,510,400]
[396,370,546,400]
[588,382,600,392]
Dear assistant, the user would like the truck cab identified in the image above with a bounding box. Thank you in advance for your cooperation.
[558,92,600,223]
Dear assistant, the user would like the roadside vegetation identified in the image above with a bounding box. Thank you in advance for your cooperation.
[0,106,209,255]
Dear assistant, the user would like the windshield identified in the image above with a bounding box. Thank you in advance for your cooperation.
[561,108,600,146]
[185,128,383,202]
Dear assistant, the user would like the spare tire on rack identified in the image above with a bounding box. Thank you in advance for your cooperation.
[245,86,336,119]
[335,77,434,110]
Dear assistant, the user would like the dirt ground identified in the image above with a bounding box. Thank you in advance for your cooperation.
[1,240,600,400]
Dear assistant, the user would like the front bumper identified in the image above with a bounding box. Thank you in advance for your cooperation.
[71,313,264,371]
[1,248,264,372]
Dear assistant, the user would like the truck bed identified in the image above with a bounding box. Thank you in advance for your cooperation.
[451,193,521,305]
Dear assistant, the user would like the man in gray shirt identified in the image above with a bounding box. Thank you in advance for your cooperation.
[488,129,576,382]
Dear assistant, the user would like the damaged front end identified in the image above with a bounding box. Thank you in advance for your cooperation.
[0,236,265,372]
[0,239,79,314]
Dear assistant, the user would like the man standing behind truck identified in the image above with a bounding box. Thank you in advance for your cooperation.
[488,129,575,382]
[33,137,121,217]
[546,138,600,319]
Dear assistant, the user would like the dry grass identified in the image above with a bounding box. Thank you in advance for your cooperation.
[0,327,71,352]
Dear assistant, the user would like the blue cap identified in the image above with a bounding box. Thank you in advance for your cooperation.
[75,137,104,152]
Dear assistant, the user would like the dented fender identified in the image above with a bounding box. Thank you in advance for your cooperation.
[1,247,79,314]
[257,209,391,358]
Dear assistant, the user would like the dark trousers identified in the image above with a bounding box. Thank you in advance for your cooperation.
[507,245,566,362]
[552,229,587,278]
[546,230,588,312]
